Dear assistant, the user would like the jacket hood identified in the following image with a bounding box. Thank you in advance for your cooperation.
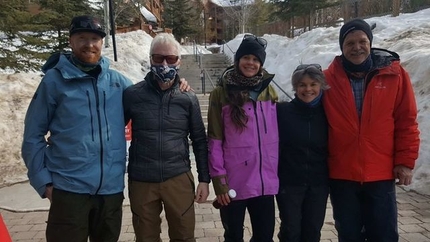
[41,52,69,74]
[41,51,110,80]
[371,48,400,69]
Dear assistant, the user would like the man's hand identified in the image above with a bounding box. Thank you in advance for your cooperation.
[195,182,209,203]
[45,184,53,203]
[393,165,413,185]
[179,78,193,92]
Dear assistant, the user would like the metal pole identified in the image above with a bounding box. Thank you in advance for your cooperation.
[108,0,117,61]
[204,10,207,48]
[104,0,110,48]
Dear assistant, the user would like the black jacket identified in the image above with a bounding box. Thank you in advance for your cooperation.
[277,98,328,187]
[123,73,210,183]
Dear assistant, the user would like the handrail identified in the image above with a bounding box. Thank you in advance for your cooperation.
[204,68,216,88]
[271,80,293,101]
[200,68,216,95]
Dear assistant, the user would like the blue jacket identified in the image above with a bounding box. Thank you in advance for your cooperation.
[21,53,132,197]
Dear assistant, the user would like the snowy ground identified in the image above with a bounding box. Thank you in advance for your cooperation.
[1,8,429,195]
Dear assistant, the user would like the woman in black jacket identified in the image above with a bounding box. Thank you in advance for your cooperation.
[276,64,330,242]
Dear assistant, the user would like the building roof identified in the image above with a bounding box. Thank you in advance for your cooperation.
[140,6,157,23]
[210,0,232,7]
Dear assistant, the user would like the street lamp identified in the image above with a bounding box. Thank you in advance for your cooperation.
[203,7,213,48]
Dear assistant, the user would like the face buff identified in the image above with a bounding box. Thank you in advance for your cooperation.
[151,65,179,83]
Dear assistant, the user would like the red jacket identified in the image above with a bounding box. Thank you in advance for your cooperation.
[323,49,420,182]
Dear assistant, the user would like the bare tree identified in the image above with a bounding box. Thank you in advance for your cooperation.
[223,0,258,34]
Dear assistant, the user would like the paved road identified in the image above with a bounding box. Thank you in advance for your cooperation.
[2,186,430,242]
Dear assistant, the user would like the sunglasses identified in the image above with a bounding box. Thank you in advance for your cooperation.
[294,64,322,72]
[243,34,268,49]
[151,54,179,64]
[71,20,103,32]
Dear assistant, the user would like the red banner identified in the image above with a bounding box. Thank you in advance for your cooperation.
[125,121,132,141]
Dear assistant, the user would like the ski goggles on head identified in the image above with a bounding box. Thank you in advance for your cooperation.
[294,63,322,73]
[243,34,268,49]
[151,54,179,64]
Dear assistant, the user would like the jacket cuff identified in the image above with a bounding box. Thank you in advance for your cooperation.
[212,175,229,195]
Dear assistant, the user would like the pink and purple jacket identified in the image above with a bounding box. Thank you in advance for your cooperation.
[207,68,279,201]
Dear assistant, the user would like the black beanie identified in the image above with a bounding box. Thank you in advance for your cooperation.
[235,37,266,65]
[339,18,373,51]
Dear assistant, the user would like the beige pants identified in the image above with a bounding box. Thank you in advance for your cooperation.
[129,171,196,242]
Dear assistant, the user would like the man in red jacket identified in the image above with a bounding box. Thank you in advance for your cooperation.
[323,19,420,242]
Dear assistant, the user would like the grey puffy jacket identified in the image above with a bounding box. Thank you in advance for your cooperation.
[123,73,210,183]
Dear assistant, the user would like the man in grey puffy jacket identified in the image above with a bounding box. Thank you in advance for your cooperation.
[21,15,132,242]
[123,33,210,242]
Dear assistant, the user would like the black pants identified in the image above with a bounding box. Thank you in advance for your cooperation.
[276,185,329,242]
[330,179,398,242]
[220,195,275,242]
[46,189,124,242]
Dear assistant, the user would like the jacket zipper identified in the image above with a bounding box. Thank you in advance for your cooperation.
[259,102,267,133]
[86,91,95,141]
[92,78,104,194]
[159,92,166,181]
[253,101,264,195]
[103,91,110,141]
[306,118,311,185]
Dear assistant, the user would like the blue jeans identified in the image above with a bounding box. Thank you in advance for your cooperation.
[329,179,398,242]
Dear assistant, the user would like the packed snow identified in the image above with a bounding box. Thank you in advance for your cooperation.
[0,8,429,195]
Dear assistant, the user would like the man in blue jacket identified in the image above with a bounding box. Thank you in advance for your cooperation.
[21,15,132,242]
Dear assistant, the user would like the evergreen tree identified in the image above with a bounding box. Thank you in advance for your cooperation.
[186,0,205,44]
[0,0,34,37]
[0,0,53,72]
[248,0,271,36]
[0,0,100,72]
[163,0,198,42]
[37,0,97,51]
[269,0,335,36]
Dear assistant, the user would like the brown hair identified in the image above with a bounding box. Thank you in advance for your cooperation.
[226,65,264,131]
[227,90,249,131]
[291,66,330,92]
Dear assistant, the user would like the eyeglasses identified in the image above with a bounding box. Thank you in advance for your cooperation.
[294,64,322,72]
[243,34,267,49]
[151,54,179,64]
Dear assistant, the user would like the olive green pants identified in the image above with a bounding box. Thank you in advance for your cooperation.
[129,171,196,242]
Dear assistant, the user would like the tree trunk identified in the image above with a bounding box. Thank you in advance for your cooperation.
[392,0,401,17]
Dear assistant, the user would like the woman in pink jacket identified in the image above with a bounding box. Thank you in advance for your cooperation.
[207,35,279,242]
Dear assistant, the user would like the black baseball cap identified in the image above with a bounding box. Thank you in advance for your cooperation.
[69,15,106,38]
